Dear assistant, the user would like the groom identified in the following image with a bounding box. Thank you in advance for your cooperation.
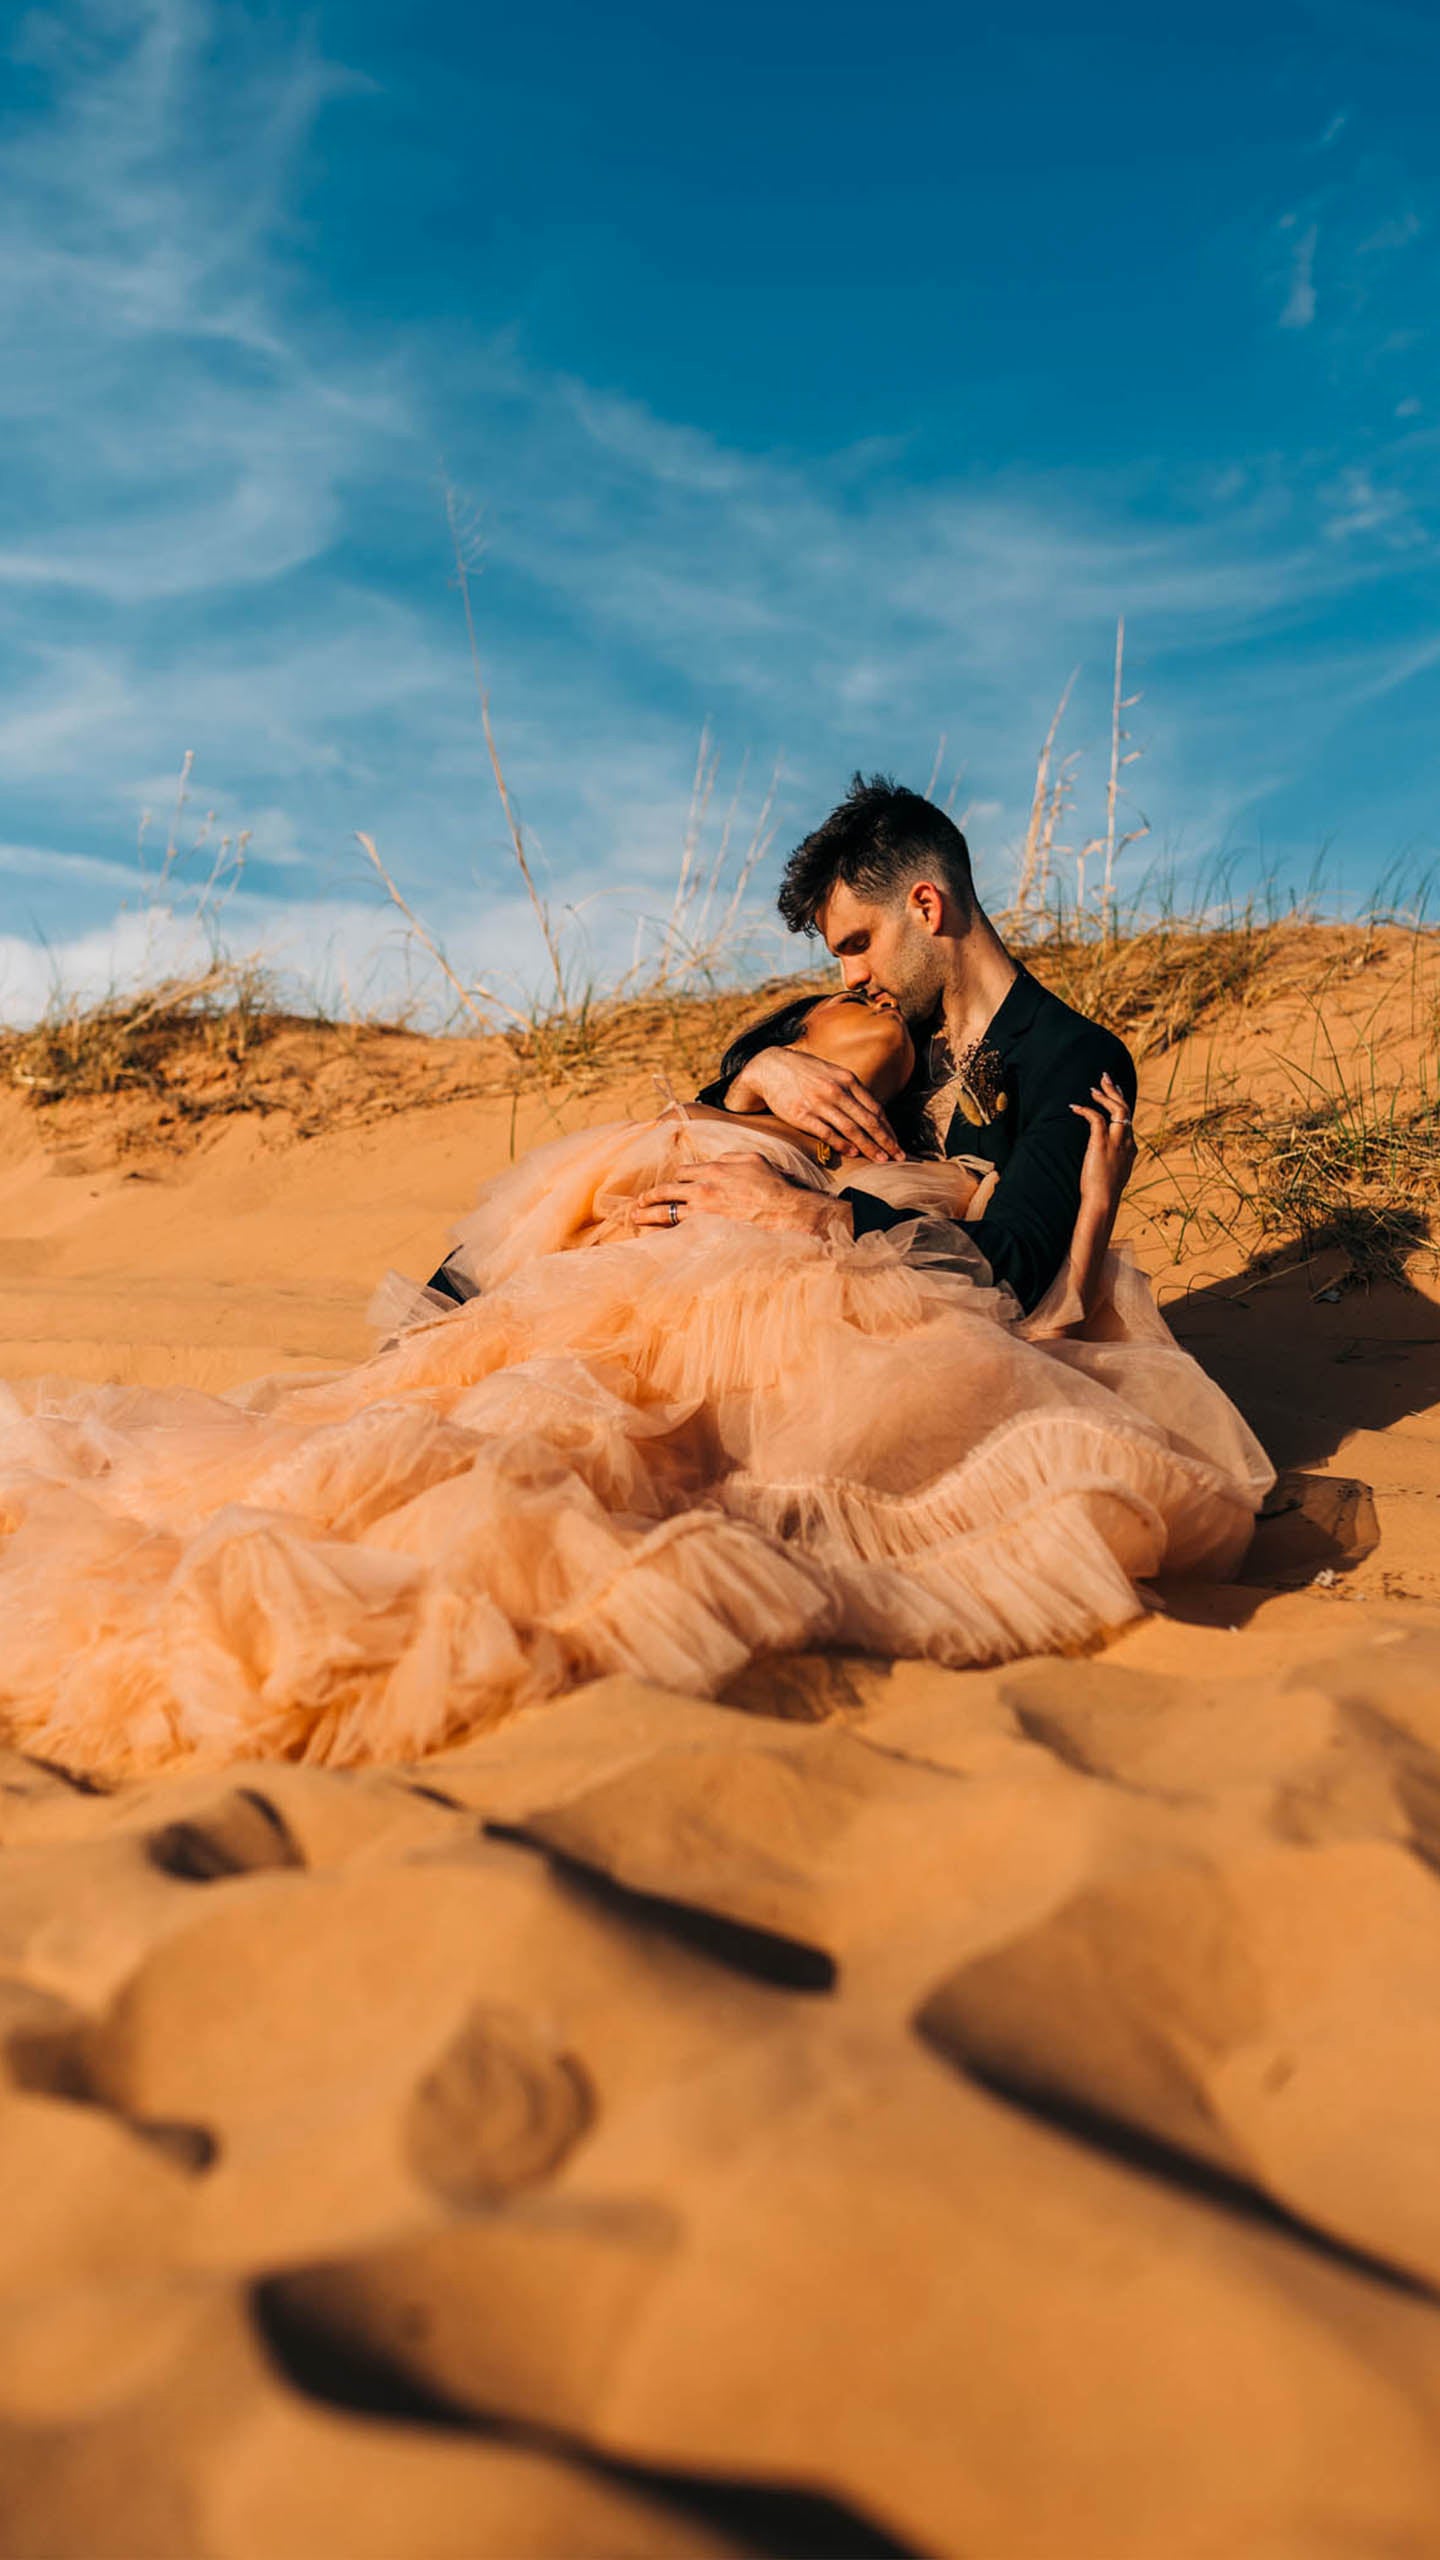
[633,772,1138,1315]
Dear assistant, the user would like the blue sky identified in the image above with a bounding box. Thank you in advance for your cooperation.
[0,0,1436,1016]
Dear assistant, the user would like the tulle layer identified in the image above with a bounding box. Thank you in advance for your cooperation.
[0,1116,1273,1777]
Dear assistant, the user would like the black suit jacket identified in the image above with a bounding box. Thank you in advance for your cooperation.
[697,967,1137,1315]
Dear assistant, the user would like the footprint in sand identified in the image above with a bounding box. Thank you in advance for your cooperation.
[403,2001,593,2210]
[145,1787,304,1882]
[1,1973,218,2173]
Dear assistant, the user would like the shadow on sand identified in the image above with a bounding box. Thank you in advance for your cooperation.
[1162,1232,1440,1476]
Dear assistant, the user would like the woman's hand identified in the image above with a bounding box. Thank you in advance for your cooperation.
[1023,1074,1136,1339]
[724,1046,902,1163]
[1071,1073,1137,1215]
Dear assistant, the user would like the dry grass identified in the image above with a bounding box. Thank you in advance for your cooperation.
[1127,918,1440,1292]
[6,614,1437,1294]
[1014,912,1282,1058]
[1244,1107,1440,1287]
[10,915,1439,1314]
[481,967,832,1097]
[1158,1077,1440,1293]
[0,952,838,1152]
[0,962,282,1107]
[0,959,504,1145]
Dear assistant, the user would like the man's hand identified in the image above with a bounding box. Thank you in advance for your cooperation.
[632,1153,854,1239]
[725,1046,902,1163]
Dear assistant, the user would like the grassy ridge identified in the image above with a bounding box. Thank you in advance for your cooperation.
[5,910,1439,1299]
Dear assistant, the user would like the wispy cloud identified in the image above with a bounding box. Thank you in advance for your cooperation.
[1280,220,1319,328]
[0,0,1436,1022]
[1320,465,1424,545]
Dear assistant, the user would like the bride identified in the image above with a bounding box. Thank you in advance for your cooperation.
[0,990,1271,1778]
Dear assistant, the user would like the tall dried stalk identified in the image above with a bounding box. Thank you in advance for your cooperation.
[156,749,195,897]
[701,747,752,913]
[659,723,721,981]
[706,753,782,957]
[1012,671,1078,918]
[128,750,250,977]
[1099,616,1149,934]
[633,743,782,997]
[444,485,568,1009]
[354,833,527,1031]
[1038,749,1080,904]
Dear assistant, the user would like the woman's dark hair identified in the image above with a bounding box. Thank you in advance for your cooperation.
[714,992,829,1089]
[712,986,936,1156]
[778,772,975,936]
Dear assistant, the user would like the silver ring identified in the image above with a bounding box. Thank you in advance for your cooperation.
[668,1200,681,1226]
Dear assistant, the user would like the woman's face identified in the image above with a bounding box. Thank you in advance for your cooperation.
[796,992,916,1103]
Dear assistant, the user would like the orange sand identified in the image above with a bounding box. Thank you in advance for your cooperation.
[4,948,1440,2557]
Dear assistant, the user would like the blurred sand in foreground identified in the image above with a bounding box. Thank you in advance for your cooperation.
[4,929,1440,2557]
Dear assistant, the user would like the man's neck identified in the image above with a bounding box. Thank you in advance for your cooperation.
[940,913,1020,1056]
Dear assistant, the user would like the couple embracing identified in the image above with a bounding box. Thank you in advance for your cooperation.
[0,778,1272,1777]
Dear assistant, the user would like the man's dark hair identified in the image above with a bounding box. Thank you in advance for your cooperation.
[777,772,975,936]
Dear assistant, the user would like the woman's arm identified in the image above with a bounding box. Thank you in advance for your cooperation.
[1040,1073,1137,1333]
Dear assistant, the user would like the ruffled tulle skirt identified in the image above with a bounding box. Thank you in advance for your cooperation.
[0,1117,1272,1776]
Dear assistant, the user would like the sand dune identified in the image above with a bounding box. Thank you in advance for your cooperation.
[5,948,1440,2555]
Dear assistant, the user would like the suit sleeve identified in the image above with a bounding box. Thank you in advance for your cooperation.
[844,1030,1137,1315]
[960,1033,1137,1311]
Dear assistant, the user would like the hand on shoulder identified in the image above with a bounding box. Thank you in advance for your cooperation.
[725,996,908,1163]
[1071,1073,1137,1214]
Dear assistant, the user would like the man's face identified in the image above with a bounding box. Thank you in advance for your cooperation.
[816,879,946,1026]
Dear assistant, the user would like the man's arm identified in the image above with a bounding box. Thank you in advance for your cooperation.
[961,1100,1103,1311]
[632,1151,854,1238]
[695,1046,901,1163]
[845,1035,1138,1314]
[1021,1075,1138,1333]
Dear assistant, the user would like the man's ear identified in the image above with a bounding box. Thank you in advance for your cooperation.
[907,879,947,936]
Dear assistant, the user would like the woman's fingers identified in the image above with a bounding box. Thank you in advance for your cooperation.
[1074,1098,1135,1172]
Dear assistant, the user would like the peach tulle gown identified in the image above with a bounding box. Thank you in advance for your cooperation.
[0,1114,1272,1777]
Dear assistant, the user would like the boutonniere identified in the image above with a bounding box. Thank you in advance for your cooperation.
[953,1037,1009,1128]
[924,1034,1009,1139]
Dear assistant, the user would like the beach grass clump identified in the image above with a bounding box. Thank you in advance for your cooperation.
[489,968,834,1099]
[1015,913,1281,1059]
[1144,957,1440,1290]
[1228,1097,1440,1288]
[0,961,285,1107]
[6,600,1438,1299]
